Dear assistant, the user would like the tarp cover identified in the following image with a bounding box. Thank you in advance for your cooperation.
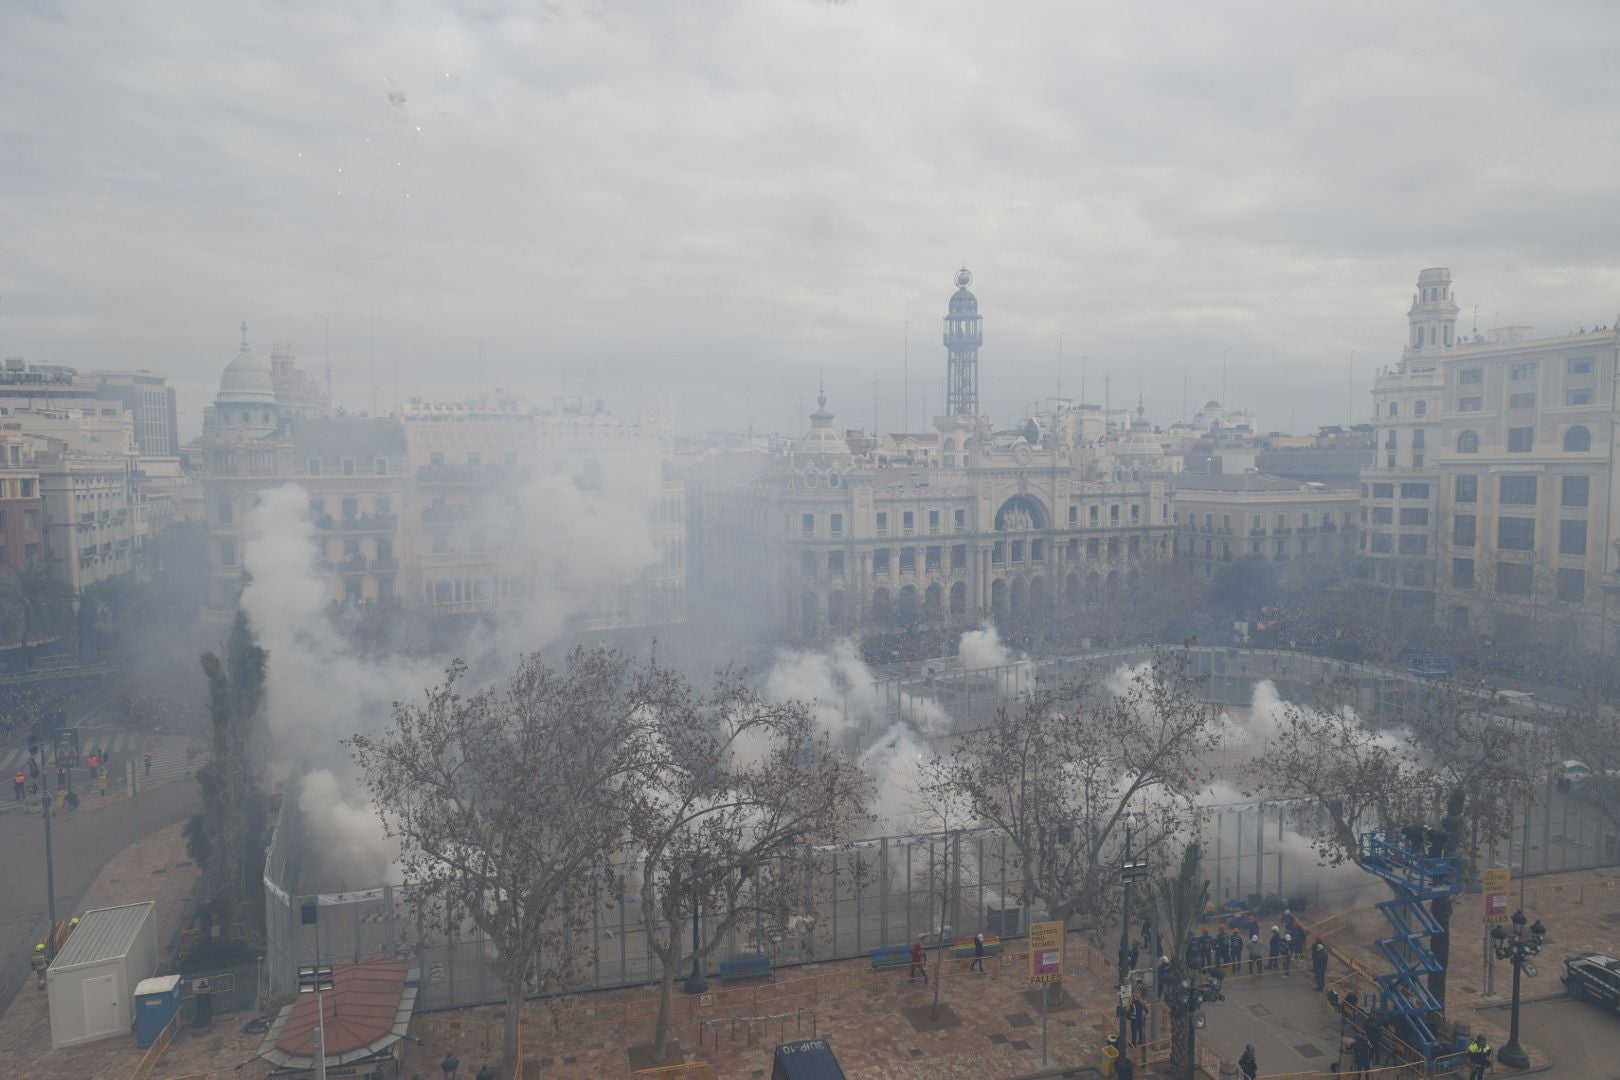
[772,1039,845,1080]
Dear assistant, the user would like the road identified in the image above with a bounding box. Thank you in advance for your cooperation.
[0,779,198,1018]
[1488,995,1620,1079]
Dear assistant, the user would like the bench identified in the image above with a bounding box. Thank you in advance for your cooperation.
[870,945,913,972]
[948,935,1003,961]
[718,955,773,983]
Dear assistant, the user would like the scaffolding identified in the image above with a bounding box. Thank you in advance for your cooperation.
[1357,828,1461,1064]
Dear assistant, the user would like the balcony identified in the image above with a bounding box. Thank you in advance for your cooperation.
[421,505,476,525]
[316,511,398,533]
[374,556,399,571]
[416,463,532,484]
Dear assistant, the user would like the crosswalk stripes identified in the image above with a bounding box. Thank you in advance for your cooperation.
[1,729,207,809]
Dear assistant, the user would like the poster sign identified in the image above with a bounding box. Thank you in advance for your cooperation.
[1482,867,1511,924]
[53,728,79,769]
[1029,920,1064,983]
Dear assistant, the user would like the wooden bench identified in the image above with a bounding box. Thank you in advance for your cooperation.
[869,945,913,972]
[948,934,1003,961]
[718,955,773,983]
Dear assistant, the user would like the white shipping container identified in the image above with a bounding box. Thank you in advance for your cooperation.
[46,901,158,1049]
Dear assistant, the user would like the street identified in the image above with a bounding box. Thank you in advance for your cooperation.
[0,779,198,1018]
[1485,995,1620,1079]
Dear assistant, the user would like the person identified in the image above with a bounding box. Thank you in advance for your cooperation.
[1247,933,1263,976]
[1268,926,1283,970]
[1127,938,1141,973]
[1349,1032,1373,1078]
[1116,1047,1135,1080]
[97,769,109,797]
[86,751,99,773]
[909,938,928,984]
[1466,1033,1492,1080]
[1239,1044,1258,1080]
[32,942,48,987]
[1312,938,1330,991]
[143,750,152,777]
[1127,993,1145,1045]
[1198,927,1215,972]
[56,765,67,790]
[1281,934,1293,976]
[12,770,24,800]
[1157,955,1173,997]
[1229,928,1245,974]
[970,933,986,972]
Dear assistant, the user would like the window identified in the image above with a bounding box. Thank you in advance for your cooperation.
[1010,540,1024,562]
[22,510,34,531]
[219,540,235,566]
[1507,427,1533,452]
[217,495,232,525]
[1455,475,1478,502]
[925,546,941,570]
[1089,506,1099,525]
[1086,537,1100,558]
[342,457,355,477]
[873,548,889,572]
[1372,507,1393,524]
[928,509,939,533]
[1411,429,1426,450]
[1458,396,1482,412]
[1415,400,1427,416]
[1452,557,1475,588]
[801,513,814,536]
[1568,357,1595,375]
[1385,430,1397,450]
[1373,483,1394,499]
[1563,426,1592,452]
[1069,505,1078,526]
[1496,563,1534,596]
[1110,505,1120,524]
[1398,534,1428,555]
[800,551,817,575]
[951,544,967,569]
[902,510,914,534]
[1509,392,1536,410]
[1371,534,1393,553]
[1557,568,1586,604]
[1560,520,1588,556]
[1131,504,1141,522]
[1454,515,1476,547]
[1460,368,1484,385]
[1400,483,1430,499]
[1562,476,1589,507]
[1510,362,1538,380]
[1399,508,1429,525]
[830,513,843,536]
[431,531,448,554]
[1564,388,1595,406]
[901,547,916,570]
[375,457,388,476]
[1499,475,1537,505]
[307,457,321,476]
[954,509,965,531]
[341,496,359,520]
[1389,402,1399,417]
[430,451,444,466]
[1456,430,1480,453]
[1497,517,1535,551]
[1032,539,1045,561]
[875,511,888,534]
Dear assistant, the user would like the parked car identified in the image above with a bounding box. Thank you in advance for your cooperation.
[1563,952,1620,1009]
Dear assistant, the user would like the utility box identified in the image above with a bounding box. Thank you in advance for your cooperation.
[46,901,157,1049]
[772,1038,845,1080]
[133,974,182,1047]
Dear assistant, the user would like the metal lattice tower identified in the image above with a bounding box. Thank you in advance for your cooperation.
[1357,828,1463,1064]
[943,267,982,416]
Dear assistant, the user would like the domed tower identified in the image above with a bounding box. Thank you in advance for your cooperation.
[1407,268,1459,353]
[214,322,280,436]
[943,267,983,416]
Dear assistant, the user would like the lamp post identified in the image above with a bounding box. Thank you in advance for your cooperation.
[1117,812,1147,1047]
[1180,969,1225,1080]
[1489,908,1545,1070]
[297,965,335,1080]
[683,897,707,995]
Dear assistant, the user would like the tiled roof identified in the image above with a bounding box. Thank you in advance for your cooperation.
[261,958,415,1067]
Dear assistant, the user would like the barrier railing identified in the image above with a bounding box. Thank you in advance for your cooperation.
[130,1010,182,1080]
[632,1064,714,1079]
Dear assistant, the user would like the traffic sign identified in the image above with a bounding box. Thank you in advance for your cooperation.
[53,728,80,768]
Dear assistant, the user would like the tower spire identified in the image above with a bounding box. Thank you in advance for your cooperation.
[942,267,982,416]
[240,321,249,349]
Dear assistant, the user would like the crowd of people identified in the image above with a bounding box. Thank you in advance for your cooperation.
[0,673,104,741]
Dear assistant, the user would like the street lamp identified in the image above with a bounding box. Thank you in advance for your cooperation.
[1180,969,1224,1080]
[1489,909,1545,1070]
[298,965,335,1080]
[683,897,707,995]
[440,1052,460,1080]
[1117,811,1148,1048]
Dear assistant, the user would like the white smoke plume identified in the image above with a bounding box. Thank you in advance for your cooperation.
[957,622,1025,671]
[298,768,402,887]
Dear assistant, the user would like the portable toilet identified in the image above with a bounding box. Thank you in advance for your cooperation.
[45,901,158,1049]
[133,975,183,1047]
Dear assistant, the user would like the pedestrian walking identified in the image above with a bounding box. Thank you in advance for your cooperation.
[1127,993,1145,1045]
[32,943,49,988]
[13,770,24,800]
[909,938,928,984]
[970,933,986,972]
[142,751,152,777]
[1312,938,1330,991]
[1239,1044,1258,1080]
[1247,934,1262,976]
[1466,1033,1492,1080]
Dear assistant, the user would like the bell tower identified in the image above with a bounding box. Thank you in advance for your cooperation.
[943,267,982,415]
[1407,268,1459,355]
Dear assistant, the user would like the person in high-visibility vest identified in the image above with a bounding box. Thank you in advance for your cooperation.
[97,769,109,797]
[32,943,48,987]
[12,771,24,800]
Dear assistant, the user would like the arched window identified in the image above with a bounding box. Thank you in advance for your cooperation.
[1414,400,1427,416]
[1456,430,1479,454]
[1564,425,1592,452]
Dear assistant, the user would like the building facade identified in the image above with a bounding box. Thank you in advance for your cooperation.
[1363,268,1620,650]
[1171,474,1358,585]
[89,371,179,458]
[0,430,45,572]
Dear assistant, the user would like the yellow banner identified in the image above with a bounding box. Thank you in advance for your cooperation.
[1482,867,1511,925]
[1029,920,1064,983]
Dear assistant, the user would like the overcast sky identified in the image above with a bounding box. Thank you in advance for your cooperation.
[5,1,1620,440]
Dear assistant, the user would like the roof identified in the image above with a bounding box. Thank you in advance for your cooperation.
[135,974,182,997]
[1170,473,1313,493]
[49,902,153,971]
[259,958,416,1068]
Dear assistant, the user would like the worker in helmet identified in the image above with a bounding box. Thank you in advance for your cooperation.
[32,943,48,987]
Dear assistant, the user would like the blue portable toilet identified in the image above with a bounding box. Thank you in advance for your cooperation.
[133,974,182,1047]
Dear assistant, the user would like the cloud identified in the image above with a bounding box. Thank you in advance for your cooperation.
[5,2,1620,436]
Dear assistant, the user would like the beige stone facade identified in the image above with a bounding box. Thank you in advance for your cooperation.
[1170,475,1358,585]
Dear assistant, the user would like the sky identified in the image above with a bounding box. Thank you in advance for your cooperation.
[4,0,1620,441]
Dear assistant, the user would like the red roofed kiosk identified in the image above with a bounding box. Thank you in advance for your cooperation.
[257,957,417,1077]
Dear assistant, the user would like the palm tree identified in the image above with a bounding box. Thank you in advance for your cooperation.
[1150,842,1209,1079]
[12,558,76,665]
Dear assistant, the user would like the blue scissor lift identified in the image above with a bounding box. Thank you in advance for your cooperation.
[1357,828,1462,1066]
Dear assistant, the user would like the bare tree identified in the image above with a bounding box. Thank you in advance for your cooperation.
[349,649,652,1078]
[932,649,1218,927]
[629,668,869,1065]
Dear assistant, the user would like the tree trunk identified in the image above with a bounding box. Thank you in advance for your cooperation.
[1427,896,1452,1008]
[503,978,523,1078]
[1168,998,1191,1077]
[650,948,681,1064]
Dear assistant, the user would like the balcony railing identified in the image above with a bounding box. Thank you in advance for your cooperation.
[416,463,532,484]
[316,511,398,532]
[421,505,476,525]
